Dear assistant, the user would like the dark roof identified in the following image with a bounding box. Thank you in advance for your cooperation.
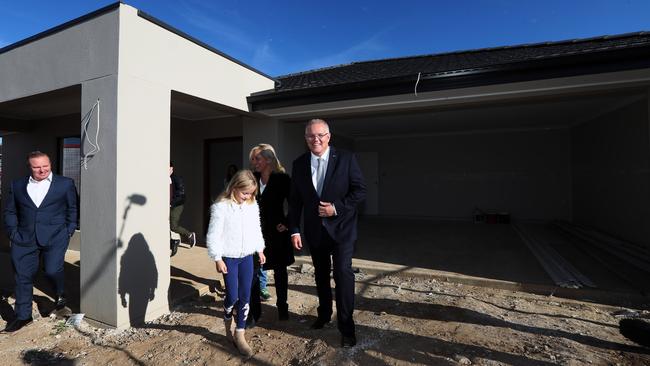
[276,32,650,91]
[249,32,650,110]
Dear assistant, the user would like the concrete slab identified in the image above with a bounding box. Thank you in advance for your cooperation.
[2,217,648,327]
[354,217,553,284]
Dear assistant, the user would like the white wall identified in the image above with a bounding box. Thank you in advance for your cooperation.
[112,75,171,327]
[571,98,650,247]
[118,6,274,112]
[171,116,243,240]
[356,128,572,221]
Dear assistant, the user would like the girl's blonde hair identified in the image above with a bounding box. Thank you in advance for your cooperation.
[249,143,286,173]
[217,169,258,204]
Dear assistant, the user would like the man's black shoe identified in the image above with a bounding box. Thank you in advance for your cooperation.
[170,239,180,257]
[278,305,289,321]
[55,295,67,311]
[3,317,33,333]
[310,317,330,329]
[278,308,289,321]
[341,334,357,348]
[188,232,197,248]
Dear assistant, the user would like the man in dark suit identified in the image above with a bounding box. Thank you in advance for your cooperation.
[3,151,78,333]
[289,119,366,347]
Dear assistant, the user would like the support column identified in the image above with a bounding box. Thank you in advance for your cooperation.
[80,76,119,327]
[81,74,170,328]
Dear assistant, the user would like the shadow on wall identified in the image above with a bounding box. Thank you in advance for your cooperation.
[118,233,158,327]
[80,194,147,297]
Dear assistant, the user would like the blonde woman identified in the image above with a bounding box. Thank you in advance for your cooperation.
[251,144,294,321]
[206,170,265,357]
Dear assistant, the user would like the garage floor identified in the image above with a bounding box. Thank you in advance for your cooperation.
[352,216,642,294]
[1,216,647,319]
[354,217,550,284]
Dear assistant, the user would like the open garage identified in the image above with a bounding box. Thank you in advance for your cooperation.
[250,34,650,297]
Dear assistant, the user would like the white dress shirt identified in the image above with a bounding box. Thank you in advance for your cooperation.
[310,147,330,191]
[27,172,52,207]
[27,172,53,207]
[309,147,337,216]
[259,178,267,194]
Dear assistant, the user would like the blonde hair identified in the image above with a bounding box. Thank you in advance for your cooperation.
[249,143,286,173]
[217,169,258,204]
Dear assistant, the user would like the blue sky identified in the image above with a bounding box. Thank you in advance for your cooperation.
[1,1,649,77]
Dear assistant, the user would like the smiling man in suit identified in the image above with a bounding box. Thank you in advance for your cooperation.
[289,119,366,347]
[2,151,78,333]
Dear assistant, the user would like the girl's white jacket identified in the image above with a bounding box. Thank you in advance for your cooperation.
[206,199,265,261]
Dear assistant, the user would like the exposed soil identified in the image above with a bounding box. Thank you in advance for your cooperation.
[1,266,649,366]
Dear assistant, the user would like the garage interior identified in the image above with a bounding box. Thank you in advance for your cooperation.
[281,87,650,296]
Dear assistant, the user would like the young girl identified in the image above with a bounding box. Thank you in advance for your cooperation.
[206,170,265,357]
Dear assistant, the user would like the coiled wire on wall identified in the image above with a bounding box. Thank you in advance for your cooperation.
[81,99,100,170]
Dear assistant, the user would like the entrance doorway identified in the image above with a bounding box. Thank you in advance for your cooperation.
[204,137,243,232]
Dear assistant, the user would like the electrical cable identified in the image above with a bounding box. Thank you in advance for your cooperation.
[414,72,421,96]
[81,99,101,169]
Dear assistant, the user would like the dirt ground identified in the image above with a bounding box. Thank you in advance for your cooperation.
[1,266,649,366]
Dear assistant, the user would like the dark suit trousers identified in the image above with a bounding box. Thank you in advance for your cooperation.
[273,266,289,312]
[249,268,261,324]
[11,243,67,319]
[310,226,355,336]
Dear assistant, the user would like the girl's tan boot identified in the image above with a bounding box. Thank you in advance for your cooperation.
[234,329,253,357]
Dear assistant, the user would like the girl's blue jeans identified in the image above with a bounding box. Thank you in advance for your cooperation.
[221,255,254,329]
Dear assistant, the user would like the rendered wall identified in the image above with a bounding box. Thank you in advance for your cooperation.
[0,3,274,329]
[280,122,309,175]
[355,128,572,221]
[112,75,170,327]
[171,116,243,241]
[119,6,274,112]
[0,8,121,326]
[80,76,119,327]
[0,11,119,103]
[571,98,650,247]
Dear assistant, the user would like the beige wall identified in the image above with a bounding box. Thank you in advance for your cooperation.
[171,116,243,241]
[571,98,650,247]
[356,128,572,221]
[118,6,274,112]
[111,75,171,327]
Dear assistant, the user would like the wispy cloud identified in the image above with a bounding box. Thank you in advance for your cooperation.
[251,40,280,70]
[298,33,389,73]
[174,1,391,76]
[175,0,282,73]
[177,3,256,50]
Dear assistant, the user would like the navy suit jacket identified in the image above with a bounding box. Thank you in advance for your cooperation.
[3,174,78,247]
[289,147,366,247]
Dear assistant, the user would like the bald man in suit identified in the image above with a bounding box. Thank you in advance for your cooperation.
[3,151,78,333]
